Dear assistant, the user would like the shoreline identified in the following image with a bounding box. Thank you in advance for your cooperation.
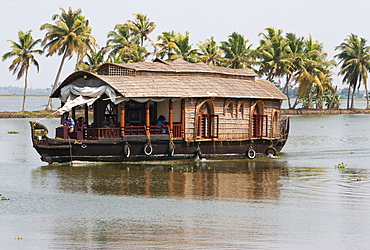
[1,108,370,118]
[0,110,58,118]
[281,108,370,115]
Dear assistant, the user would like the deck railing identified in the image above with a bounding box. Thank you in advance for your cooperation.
[85,127,121,139]
[76,124,183,139]
[172,124,182,138]
[124,125,145,135]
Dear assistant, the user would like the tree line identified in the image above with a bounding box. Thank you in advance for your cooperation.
[2,7,369,111]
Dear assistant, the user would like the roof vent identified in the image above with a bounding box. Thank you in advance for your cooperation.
[98,64,136,76]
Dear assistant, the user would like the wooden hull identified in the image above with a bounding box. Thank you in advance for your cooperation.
[30,121,289,164]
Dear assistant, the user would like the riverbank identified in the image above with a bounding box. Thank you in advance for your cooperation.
[281,108,370,115]
[1,108,370,118]
[0,110,58,118]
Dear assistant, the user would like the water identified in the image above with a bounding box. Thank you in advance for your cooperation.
[0,96,60,112]
[2,112,370,248]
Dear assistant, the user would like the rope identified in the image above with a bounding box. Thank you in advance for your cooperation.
[144,125,152,147]
[68,139,73,162]
[168,125,175,147]
[35,110,60,124]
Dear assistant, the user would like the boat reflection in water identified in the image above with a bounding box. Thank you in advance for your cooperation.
[32,159,288,200]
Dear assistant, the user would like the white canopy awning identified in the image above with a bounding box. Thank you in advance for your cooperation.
[58,79,117,114]
[57,79,180,115]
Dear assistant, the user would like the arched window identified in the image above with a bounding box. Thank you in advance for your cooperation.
[196,100,218,139]
[224,101,234,118]
[237,102,244,119]
[251,100,267,138]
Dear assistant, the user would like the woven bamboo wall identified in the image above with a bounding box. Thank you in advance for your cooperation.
[215,99,249,141]
[183,98,282,142]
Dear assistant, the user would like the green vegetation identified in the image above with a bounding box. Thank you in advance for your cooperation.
[0,194,9,200]
[4,7,370,111]
[40,7,97,110]
[335,162,347,169]
[335,34,370,109]
[2,30,43,112]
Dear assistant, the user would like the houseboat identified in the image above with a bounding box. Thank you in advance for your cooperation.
[30,59,290,164]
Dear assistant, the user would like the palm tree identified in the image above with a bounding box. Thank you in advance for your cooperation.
[284,33,305,108]
[40,7,97,110]
[255,28,292,81]
[127,13,156,47]
[106,23,149,63]
[128,45,150,63]
[156,31,198,62]
[335,34,370,109]
[220,32,254,69]
[170,31,198,62]
[294,36,335,109]
[77,47,106,72]
[197,36,224,66]
[2,30,43,112]
[156,31,177,60]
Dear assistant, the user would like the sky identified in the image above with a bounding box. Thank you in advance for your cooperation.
[1,0,370,90]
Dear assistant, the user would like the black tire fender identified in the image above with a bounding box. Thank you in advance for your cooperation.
[168,144,175,157]
[195,148,202,159]
[144,143,153,156]
[265,147,277,156]
[123,143,130,158]
[246,148,256,159]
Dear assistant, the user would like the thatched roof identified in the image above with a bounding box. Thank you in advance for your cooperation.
[97,58,258,78]
[52,59,286,100]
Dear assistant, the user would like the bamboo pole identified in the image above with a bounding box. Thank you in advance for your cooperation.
[145,101,150,132]
[120,103,125,136]
[169,99,173,132]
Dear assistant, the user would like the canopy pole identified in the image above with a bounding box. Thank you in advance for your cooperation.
[120,103,125,136]
[60,102,65,124]
[72,107,76,121]
[169,99,173,132]
[145,101,150,133]
[181,99,185,138]
[84,104,89,126]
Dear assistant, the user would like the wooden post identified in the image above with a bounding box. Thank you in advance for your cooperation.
[72,107,76,121]
[60,102,65,124]
[169,99,173,132]
[120,103,125,136]
[84,104,89,126]
[181,99,185,138]
[145,101,150,133]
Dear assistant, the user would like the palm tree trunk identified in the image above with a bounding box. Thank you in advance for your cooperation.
[329,86,338,109]
[292,97,300,109]
[286,88,292,109]
[365,80,369,109]
[267,68,274,81]
[22,69,29,112]
[45,50,68,110]
[284,75,292,109]
[347,86,351,109]
[351,84,356,109]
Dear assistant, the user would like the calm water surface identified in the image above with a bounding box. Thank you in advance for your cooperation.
[1,114,370,249]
